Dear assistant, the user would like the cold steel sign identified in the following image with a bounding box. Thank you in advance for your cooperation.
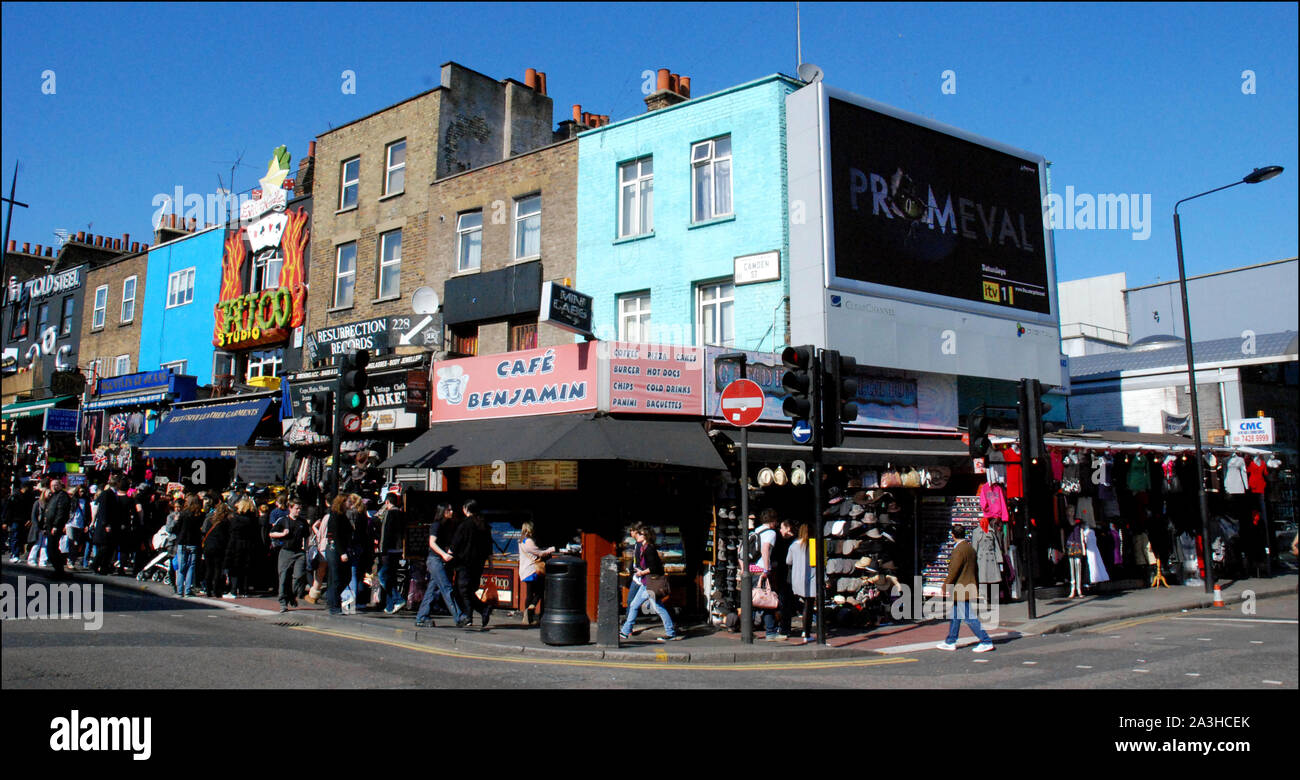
[828,97,1050,316]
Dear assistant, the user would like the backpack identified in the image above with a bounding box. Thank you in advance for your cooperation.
[747,527,770,565]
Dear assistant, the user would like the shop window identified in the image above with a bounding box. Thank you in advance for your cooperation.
[449,325,478,357]
[246,348,284,382]
[509,321,538,351]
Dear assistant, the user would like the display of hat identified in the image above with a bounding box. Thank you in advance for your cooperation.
[846,478,862,489]
[829,519,847,536]
[877,513,895,527]
[886,501,903,514]
[791,467,806,486]
[852,490,870,506]
[880,531,896,543]
[833,595,847,606]
[757,468,774,486]
[866,527,883,539]
[840,539,860,556]
[862,512,878,525]
[838,500,855,517]
[827,486,845,504]
[846,520,864,535]
[773,466,787,486]
[845,596,859,607]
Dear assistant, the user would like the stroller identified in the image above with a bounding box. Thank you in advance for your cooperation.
[137,526,175,586]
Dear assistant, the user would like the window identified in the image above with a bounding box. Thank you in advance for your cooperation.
[456,211,483,272]
[333,242,357,308]
[120,276,137,323]
[691,135,733,222]
[36,302,50,337]
[87,358,104,380]
[449,325,478,357]
[696,280,734,347]
[618,292,652,342]
[340,157,360,210]
[213,352,236,381]
[619,157,654,237]
[92,285,108,330]
[10,303,29,340]
[513,194,541,260]
[246,349,283,382]
[166,267,196,308]
[160,360,187,375]
[114,355,131,377]
[60,295,75,336]
[377,229,401,299]
[384,140,406,196]
[509,321,538,351]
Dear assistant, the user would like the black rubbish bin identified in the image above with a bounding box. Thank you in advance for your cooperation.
[540,555,589,646]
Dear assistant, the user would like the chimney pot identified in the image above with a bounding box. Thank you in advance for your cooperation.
[538,71,547,95]
[670,73,680,93]
[46,247,54,257]
[132,242,140,252]
[6,240,14,252]
[142,243,149,251]
[76,231,85,242]
[188,218,196,231]
[680,76,691,97]
[525,68,538,89]
[573,104,582,123]
[308,140,316,157]
[657,68,671,91]
[123,233,130,246]
[115,239,122,250]
[22,242,31,253]
[34,244,43,255]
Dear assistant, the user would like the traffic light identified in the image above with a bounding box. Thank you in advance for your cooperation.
[308,391,332,435]
[1018,378,1052,463]
[821,350,859,448]
[968,405,992,460]
[338,348,370,419]
[781,345,816,424]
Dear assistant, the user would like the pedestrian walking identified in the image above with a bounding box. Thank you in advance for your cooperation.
[202,503,232,598]
[450,499,494,629]
[783,520,816,643]
[376,491,408,614]
[43,478,72,578]
[27,479,48,567]
[936,525,995,653]
[174,496,204,597]
[268,498,309,612]
[518,521,555,625]
[91,477,124,574]
[620,524,682,642]
[414,504,470,628]
[6,484,34,562]
[325,494,353,616]
[224,497,259,598]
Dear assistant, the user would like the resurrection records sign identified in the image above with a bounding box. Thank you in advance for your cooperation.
[827,97,1051,316]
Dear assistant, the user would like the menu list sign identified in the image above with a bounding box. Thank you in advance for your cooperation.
[459,460,579,491]
[608,342,704,415]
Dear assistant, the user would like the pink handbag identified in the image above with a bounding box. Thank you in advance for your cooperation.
[752,575,779,609]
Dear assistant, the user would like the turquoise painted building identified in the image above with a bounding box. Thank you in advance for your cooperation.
[576,74,802,353]
[138,226,225,384]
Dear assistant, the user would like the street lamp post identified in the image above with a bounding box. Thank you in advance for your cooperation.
[1172,165,1283,594]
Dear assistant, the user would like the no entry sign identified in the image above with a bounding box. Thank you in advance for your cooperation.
[720,379,765,427]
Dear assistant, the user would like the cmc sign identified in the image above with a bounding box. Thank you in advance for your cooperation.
[1230,418,1275,446]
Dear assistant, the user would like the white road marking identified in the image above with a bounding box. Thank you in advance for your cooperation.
[1023,661,1038,666]
[1077,665,1093,669]
[1175,617,1298,624]
[1250,640,1264,644]
[1133,669,1150,673]
[973,659,989,663]
[1262,680,1283,686]
[1185,673,1200,677]
[1196,638,1212,641]
[1137,659,1146,663]
[1153,636,1165,640]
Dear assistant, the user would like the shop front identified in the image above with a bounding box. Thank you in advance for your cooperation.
[139,394,282,490]
[2,395,82,487]
[80,368,198,484]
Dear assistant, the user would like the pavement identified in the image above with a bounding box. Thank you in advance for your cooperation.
[5,557,1296,664]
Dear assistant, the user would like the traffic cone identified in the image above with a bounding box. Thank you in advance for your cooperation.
[1212,584,1225,607]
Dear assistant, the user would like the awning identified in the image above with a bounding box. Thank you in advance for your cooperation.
[723,429,969,466]
[380,413,728,471]
[83,391,171,411]
[1,395,77,420]
[140,398,274,459]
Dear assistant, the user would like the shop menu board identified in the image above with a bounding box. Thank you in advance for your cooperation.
[459,460,578,491]
[919,495,981,594]
[608,342,704,415]
[621,524,686,575]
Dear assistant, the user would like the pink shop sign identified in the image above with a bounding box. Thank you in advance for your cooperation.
[431,343,596,422]
[607,342,704,415]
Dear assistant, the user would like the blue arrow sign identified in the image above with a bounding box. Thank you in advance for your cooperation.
[791,419,812,444]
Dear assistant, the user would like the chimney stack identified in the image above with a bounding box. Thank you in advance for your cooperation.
[46,247,54,257]
[525,68,538,90]
[295,140,316,197]
[76,231,85,242]
[22,242,31,254]
[645,69,691,111]
[34,244,43,256]
[6,240,14,252]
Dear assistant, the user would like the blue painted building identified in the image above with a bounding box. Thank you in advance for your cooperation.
[576,74,801,352]
[138,226,225,384]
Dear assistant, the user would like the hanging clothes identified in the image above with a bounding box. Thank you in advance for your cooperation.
[1246,457,1267,494]
[1203,453,1223,493]
[978,482,1009,525]
[971,524,1004,585]
[1223,455,1248,494]
[1126,454,1151,493]
[985,462,1004,486]
[1109,525,1123,565]
[1082,526,1110,584]
[1076,496,1097,528]
[1050,450,1064,482]
[1004,446,1023,499]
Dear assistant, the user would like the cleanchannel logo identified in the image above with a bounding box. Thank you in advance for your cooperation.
[49,711,152,760]
[0,576,104,630]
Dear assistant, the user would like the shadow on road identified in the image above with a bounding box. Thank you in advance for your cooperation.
[3,564,223,616]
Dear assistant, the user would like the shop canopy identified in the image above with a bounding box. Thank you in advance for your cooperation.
[380,412,728,471]
[140,397,274,460]
[1,395,77,420]
[988,430,1277,456]
[727,429,970,466]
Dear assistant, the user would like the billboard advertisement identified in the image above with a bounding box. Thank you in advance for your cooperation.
[786,83,1064,386]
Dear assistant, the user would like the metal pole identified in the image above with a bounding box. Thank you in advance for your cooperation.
[811,352,825,644]
[330,378,341,498]
[1174,212,1215,595]
[737,358,753,644]
[1017,382,1038,619]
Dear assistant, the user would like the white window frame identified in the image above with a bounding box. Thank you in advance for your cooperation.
[456,211,483,273]
[60,295,76,336]
[333,241,357,308]
[618,157,654,238]
[695,280,735,347]
[120,275,137,323]
[339,156,360,210]
[513,194,542,261]
[618,292,652,343]
[690,135,733,223]
[246,349,283,382]
[250,251,282,293]
[384,140,406,196]
[87,358,104,380]
[160,360,187,375]
[114,354,131,377]
[377,229,402,300]
[213,351,236,380]
[92,285,108,330]
[166,267,196,308]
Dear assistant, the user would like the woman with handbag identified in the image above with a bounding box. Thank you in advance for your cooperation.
[753,509,786,641]
[518,521,555,625]
[619,525,682,642]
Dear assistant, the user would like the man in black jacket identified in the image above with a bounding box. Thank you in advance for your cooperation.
[450,499,493,629]
[377,492,408,614]
[43,478,73,578]
[91,478,123,574]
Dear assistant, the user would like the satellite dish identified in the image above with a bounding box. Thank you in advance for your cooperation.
[797,63,824,84]
[411,286,439,314]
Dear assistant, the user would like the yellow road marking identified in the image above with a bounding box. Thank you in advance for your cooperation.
[1087,615,1172,634]
[290,625,919,672]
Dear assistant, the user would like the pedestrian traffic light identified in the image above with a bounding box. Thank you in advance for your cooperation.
[969,405,992,460]
[781,345,816,425]
[1018,378,1052,463]
[338,348,370,417]
[308,391,332,435]
[821,349,859,448]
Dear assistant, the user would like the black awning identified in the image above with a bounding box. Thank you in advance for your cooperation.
[722,429,968,466]
[380,413,727,471]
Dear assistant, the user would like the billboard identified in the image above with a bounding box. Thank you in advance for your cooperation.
[787,83,1064,386]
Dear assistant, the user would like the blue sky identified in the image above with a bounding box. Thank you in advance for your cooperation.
[2,2,1296,288]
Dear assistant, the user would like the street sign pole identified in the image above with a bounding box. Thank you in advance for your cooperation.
[811,352,825,645]
[329,378,341,496]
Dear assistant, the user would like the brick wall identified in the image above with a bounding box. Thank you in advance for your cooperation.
[80,252,149,376]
